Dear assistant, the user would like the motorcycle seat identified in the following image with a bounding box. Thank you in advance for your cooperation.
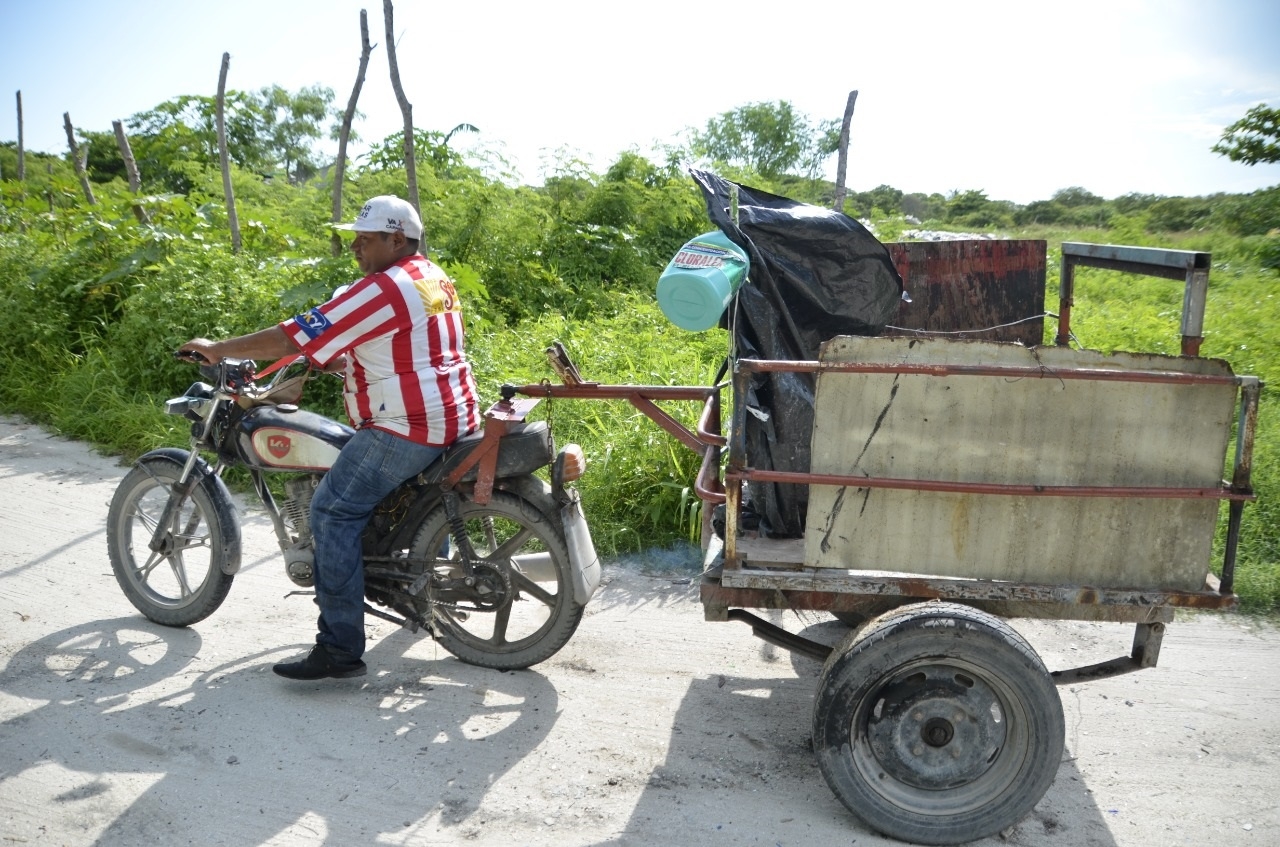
[420,421,553,485]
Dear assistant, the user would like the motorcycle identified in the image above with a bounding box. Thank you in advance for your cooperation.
[106,354,600,670]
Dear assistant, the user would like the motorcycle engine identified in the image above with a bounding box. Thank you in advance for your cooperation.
[282,475,322,586]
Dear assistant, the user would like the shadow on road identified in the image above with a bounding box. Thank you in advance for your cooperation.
[594,615,1121,847]
[0,618,561,844]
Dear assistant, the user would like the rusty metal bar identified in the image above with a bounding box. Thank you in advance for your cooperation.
[727,609,833,661]
[737,358,1243,387]
[700,581,1182,624]
[1221,376,1263,594]
[695,442,726,505]
[627,395,705,455]
[1050,622,1165,684]
[726,468,1254,502]
[697,392,728,447]
[515,381,727,450]
[442,396,540,503]
[514,382,715,402]
[1058,242,1213,356]
[1057,257,1076,348]
[719,605,1167,677]
[712,567,1236,611]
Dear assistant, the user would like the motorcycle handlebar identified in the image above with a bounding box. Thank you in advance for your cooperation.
[174,349,211,365]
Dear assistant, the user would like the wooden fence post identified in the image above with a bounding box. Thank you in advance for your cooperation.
[832,90,858,213]
[62,112,97,205]
[332,9,374,257]
[215,52,242,253]
[16,91,25,182]
[383,0,420,219]
[112,120,150,224]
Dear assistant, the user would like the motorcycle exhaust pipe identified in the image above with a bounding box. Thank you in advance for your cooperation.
[511,552,555,581]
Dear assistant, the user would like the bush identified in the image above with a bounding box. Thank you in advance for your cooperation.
[1211,186,1280,237]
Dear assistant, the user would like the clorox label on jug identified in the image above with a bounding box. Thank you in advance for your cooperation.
[672,242,735,269]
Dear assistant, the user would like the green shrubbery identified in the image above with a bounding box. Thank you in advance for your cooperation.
[1,127,1277,612]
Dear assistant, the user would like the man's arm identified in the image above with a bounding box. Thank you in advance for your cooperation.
[178,326,299,364]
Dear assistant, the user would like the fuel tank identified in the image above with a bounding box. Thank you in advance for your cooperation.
[235,405,354,471]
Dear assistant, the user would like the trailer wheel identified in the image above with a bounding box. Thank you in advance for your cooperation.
[813,602,1064,846]
[830,597,909,629]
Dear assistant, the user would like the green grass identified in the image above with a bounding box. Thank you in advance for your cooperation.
[2,210,1276,612]
[936,222,1280,613]
[466,294,727,553]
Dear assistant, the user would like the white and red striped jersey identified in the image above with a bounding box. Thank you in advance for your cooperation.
[279,255,481,446]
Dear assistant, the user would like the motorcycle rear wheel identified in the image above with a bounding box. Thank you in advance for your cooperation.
[107,454,237,627]
[408,490,583,670]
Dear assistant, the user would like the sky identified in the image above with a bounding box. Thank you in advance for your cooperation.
[2,0,1279,205]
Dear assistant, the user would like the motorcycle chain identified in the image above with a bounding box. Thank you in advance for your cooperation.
[364,562,512,616]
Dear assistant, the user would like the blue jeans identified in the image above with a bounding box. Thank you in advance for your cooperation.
[310,427,444,659]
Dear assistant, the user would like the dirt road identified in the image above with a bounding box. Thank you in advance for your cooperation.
[1,414,1277,846]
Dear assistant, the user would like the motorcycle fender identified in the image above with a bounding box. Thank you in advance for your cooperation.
[137,447,243,576]
[489,475,599,604]
[559,488,600,605]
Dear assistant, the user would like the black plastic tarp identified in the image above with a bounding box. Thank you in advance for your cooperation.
[692,170,904,537]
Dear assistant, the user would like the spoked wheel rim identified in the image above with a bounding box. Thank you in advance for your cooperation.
[851,656,1030,815]
[119,476,216,610]
[416,503,568,656]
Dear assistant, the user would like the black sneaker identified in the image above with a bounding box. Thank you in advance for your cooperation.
[272,645,367,680]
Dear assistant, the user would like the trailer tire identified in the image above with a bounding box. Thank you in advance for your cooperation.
[830,597,910,629]
[813,602,1064,846]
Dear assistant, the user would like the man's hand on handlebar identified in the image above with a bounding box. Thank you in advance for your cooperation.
[318,354,348,374]
[176,338,218,365]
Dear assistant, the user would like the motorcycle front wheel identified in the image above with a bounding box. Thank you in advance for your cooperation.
[408,490,584,670]
[107,452,238,627]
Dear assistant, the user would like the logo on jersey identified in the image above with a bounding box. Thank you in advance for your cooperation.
[295,307,332,339]
[414,276,459,315]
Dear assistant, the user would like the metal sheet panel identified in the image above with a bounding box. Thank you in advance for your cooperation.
[804,337,1237,591]
[885,240,1046,345]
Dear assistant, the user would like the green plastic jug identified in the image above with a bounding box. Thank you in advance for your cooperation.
[656,230,750,331]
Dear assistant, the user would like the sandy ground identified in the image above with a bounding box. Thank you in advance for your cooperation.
[1,414,1278,847]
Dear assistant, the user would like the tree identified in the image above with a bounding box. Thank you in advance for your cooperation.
[1146,196,1212,232]
[1213,104,1280,166]
[119,87,340,191]
[126,93,272,191]
[944,189,1013,228]
[258,84,339,183]
[1052,186,1104,207]
[691,100,835,180]
[361,126,478,175]
[1113,192,1161,214]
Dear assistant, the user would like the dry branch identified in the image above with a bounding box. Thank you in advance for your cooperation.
[832,90,858,213]
[215,52,242,253]
[383,0,420,219]
[62,112,97,205]
[332,9,375,257]
[112,120,150,224]
[16,91,25,182]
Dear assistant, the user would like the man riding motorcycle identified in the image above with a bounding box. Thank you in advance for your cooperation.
[179,195,480,681]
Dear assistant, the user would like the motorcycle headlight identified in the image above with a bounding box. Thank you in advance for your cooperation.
[163,395,212,421]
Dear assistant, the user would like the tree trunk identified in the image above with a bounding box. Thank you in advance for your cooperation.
[16,91,25,182]
[383,0,420,221]
[112,120,150,224]
[215,52,242,253]
[832,90,858,213]
[332,10,375,257]
[62,112,97,205]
